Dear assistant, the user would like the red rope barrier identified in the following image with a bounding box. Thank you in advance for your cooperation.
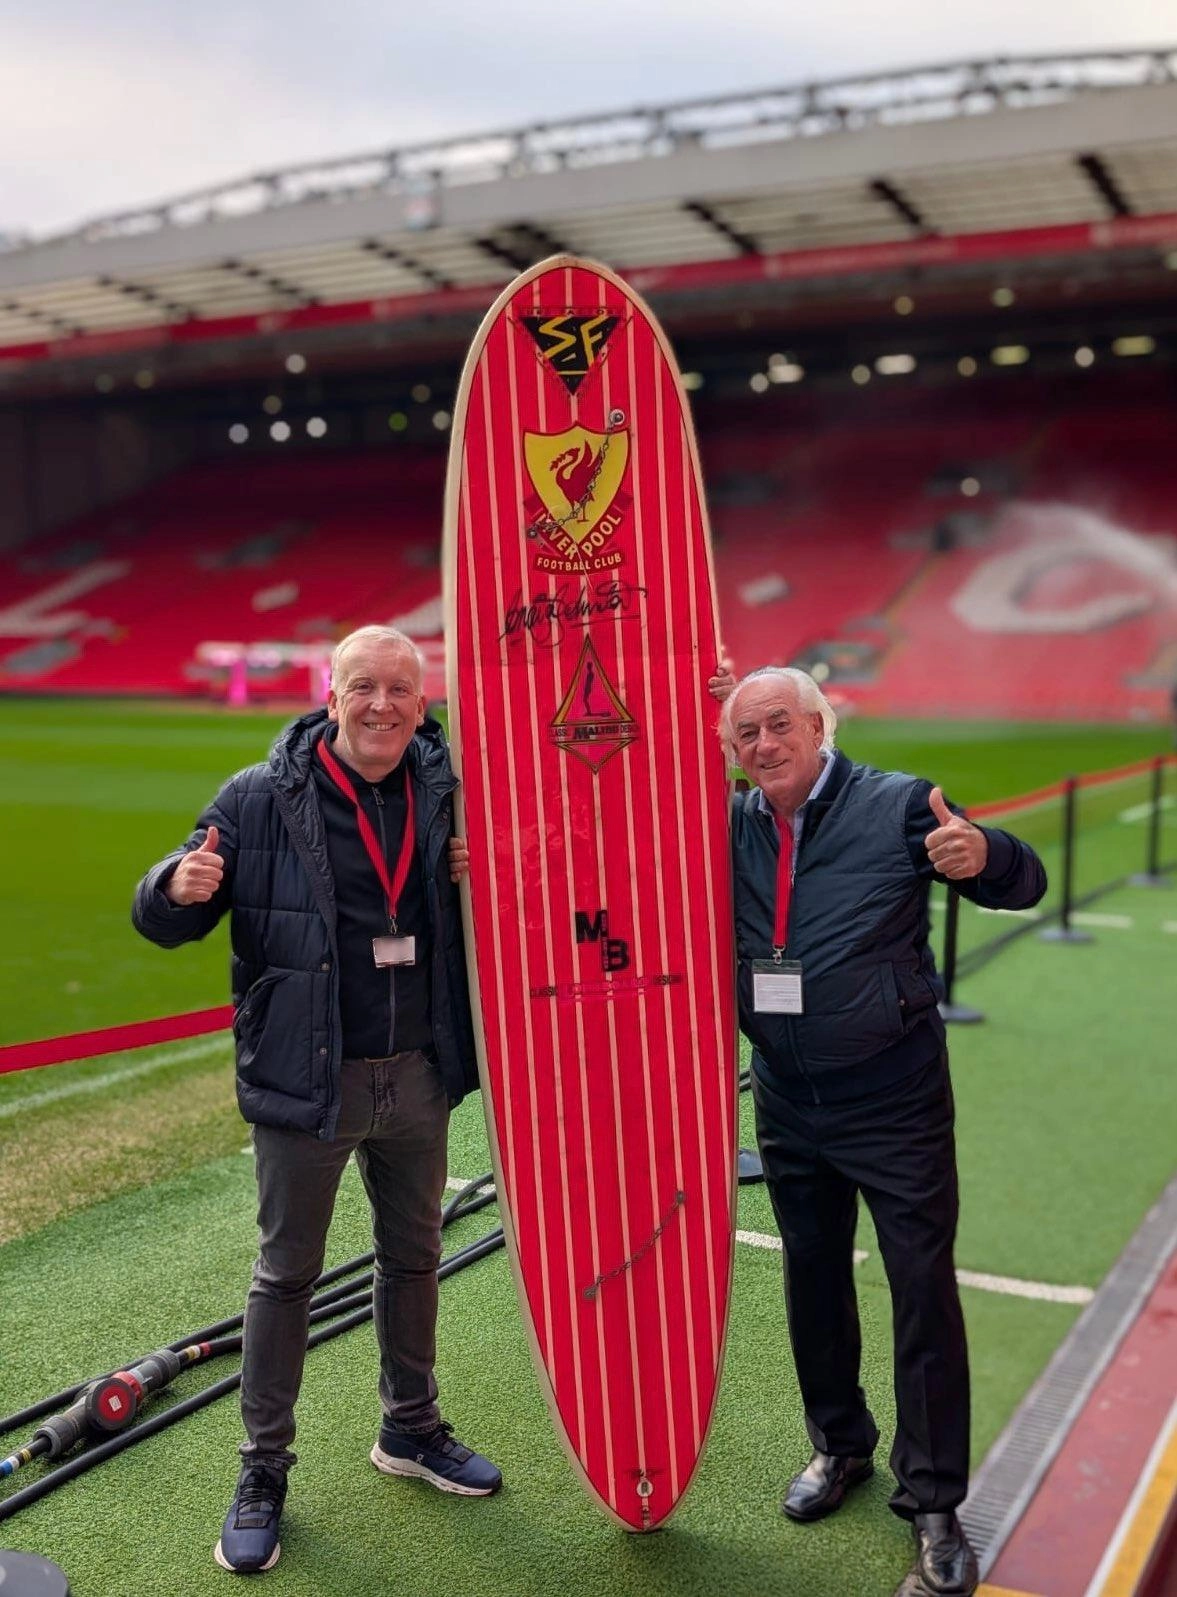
[970,754,1174,819]
[0,1006,233,1077]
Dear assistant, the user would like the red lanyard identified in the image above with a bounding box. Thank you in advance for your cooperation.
[773,816,794,953]
[317,740,415,932]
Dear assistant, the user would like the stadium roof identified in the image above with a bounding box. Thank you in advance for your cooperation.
[1,49,1175,369]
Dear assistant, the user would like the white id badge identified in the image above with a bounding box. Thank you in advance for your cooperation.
[372,935,416,968]
[752,958,803,1014]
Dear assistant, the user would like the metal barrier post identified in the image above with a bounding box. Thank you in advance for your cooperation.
[1039,776,1094,944]
[1130,756,1169,888]
[938,887,985,1023]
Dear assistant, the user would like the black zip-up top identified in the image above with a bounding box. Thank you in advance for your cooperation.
[312,729,432,1059]
[732,749,1047,1104]
[132,709,477,1138]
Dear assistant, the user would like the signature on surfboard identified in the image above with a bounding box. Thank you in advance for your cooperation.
[500,580,647,648]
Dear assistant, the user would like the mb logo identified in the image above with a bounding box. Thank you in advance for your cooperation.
[575,908,630,972]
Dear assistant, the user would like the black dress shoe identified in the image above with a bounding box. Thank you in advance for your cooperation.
[906,1512,979,1595]
[781,1449,873,1522]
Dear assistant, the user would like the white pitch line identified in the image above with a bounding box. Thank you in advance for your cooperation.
[1118,795,1175,825]
[1071,912,1133,930]
[0,1034,230,1120]
[955,1268,1093,1305]
[737,1229,869,1265]
[735,1228,1091,1303]
[1163,922,1177,935]
[930,900,1046,918]
[440,1189,1095,1303]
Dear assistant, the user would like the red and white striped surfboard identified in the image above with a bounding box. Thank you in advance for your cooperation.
[443,256,736,1531]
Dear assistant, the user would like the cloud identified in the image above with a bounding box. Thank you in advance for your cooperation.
[0,1,1170,237]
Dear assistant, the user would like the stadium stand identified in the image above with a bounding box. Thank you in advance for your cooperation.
[0,451,449,699]
[2,376,1173,721]
[706,376,1176,721]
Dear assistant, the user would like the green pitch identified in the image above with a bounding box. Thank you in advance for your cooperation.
[1,698,1169,1046]
[0,698,1174,1595]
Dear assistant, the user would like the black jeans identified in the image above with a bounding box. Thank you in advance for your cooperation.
[239,1051,449,1464]
[752,1052,969,1519]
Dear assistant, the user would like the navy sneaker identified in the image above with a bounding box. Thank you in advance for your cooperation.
[213,1461,288,1573]
[370,1419,502,1496]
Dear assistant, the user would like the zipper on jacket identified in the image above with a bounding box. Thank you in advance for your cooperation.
[760,804,821,1105]
[371,785,397,1055]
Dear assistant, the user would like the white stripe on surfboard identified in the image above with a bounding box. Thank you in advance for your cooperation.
[614,288,683,1498]
[459,423,529,1388]
[475,354,559,1401]
[506,299,592,1475]
[668,335,730,1373]
[531,284,617,1507]
[577,264,652,1508]
[645,333,705,1456]
[675,361,734,1358]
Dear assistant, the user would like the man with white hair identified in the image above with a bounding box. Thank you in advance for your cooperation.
[715,665,1046,1597]
[133,625,500,1575]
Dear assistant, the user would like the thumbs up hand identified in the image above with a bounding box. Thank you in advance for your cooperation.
[924,786,988,880]
[165,825,226,905]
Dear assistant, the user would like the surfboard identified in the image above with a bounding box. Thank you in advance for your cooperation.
[443,256,736,1531]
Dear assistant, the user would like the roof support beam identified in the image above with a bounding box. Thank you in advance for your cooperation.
[219,258,317,305]
[682,200,759,254]
[2,298,79,337]
[502,221,570,258]
[472,235,534,271]
[1076,152,1133,217]
[868,177,931,233]
[97,275,195,320]
[360,239,452,290]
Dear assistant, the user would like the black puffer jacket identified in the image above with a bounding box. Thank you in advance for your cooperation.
[132,710,478,1138]
[733,749,1047,1104]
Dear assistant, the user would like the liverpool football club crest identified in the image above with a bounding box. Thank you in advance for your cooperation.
[523,415,630,572]
[549,637,639,771]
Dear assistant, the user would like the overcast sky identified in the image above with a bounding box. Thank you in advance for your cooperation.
[1,0,1172,238]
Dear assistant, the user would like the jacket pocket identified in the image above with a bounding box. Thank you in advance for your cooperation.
[893,961,938,1022]
[878,961,905,1041]
[234,969,313,1099]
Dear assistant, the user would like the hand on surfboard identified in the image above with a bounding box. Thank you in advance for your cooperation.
[707,656,735,702]
[924,786,988,880]
[448,836,470,883]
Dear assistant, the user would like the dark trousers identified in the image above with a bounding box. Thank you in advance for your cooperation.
[752,1052,969,1519]
[239,1051,450,1464]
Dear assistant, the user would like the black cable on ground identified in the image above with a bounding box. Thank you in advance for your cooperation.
[1,1130,756,1518]
[0,1228,505,1525]
[0,1172,499,1439]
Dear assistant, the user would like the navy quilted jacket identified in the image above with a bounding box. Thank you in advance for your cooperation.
[132,710,478,1138]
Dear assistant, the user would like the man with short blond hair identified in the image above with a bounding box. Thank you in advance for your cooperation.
[133,627,499,1575]
[715,664,1046,1597]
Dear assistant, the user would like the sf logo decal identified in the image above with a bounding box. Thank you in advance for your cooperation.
[521,314,619,394]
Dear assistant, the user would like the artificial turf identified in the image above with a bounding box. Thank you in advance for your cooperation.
[3,873,1175,1593]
